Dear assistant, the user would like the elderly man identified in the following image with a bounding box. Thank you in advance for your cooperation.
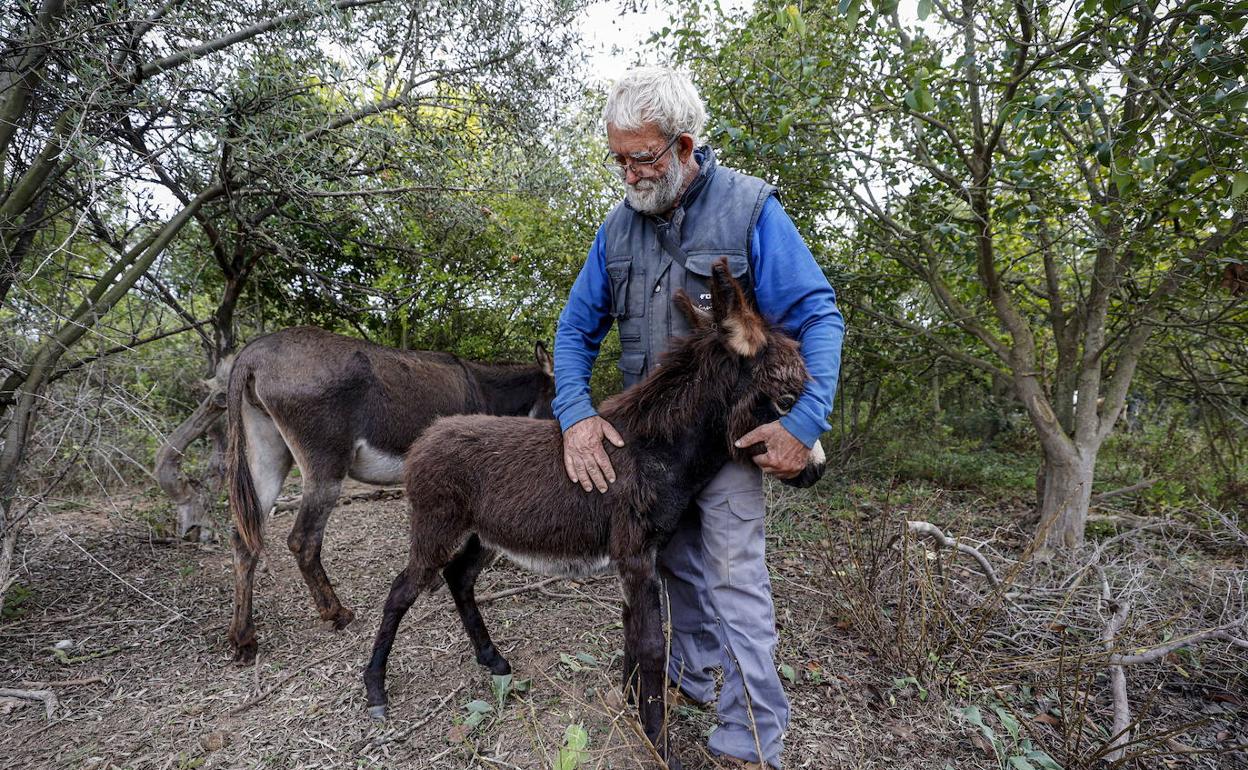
[552,67,843,769]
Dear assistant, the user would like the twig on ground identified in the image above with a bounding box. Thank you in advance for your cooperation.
[61,532,191,621]
[20,676,107,688]
[477,577,562,604]
[227,645,345,716]
[0,688,58,719]
[905,520,1002,588]
[354,681,468,753]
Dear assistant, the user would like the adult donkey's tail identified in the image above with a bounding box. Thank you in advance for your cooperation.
[227,359,264,556]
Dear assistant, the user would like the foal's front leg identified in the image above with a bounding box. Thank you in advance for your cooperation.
[619,550,682,770]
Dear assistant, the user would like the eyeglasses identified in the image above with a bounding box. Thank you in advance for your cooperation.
[601,133,683,174]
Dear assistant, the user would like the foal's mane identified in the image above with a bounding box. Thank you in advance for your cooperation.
[599,328,743,445]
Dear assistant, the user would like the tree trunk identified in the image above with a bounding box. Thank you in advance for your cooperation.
[1035,447,1096,553]
[153,359,230,541]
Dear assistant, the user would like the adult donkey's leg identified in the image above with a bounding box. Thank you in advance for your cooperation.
[229,405,291,664]
[443,535,510,675]
[287,472,354,629]
[364,562,439,719]
[619,548,681,770]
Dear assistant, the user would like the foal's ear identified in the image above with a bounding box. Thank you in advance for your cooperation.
[534,341,554,377]
[710,258,767,357]
[674,289,713,331]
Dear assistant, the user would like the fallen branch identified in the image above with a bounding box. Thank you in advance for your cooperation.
[1108,616,1248,665]
[273,487,404,513]
[0,688,58,719]
[905,520,1002,588]
[20,676,107,689]
[1098,567,1132,763]
[477,576,562,604]
[1091,478,1158,504]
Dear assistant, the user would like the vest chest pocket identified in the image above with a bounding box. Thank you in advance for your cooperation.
[681,251,749,309]
[606,257,647,343]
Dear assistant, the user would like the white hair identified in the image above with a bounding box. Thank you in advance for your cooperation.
[602,67,707,144]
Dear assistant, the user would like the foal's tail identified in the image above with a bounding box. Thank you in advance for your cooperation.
[227,359,264,557]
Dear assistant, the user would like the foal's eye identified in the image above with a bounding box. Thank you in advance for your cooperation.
[775,394,797,414]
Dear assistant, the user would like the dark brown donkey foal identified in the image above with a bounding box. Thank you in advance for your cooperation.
[226,326,554,663]
[364,262,819,769]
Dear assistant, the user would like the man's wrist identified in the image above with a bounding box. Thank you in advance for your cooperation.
[558,405,599,434]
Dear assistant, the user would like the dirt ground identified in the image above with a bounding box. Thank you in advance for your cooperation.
[1,480,1244,770]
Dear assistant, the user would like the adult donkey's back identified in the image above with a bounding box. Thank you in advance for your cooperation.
[226,326,554,663]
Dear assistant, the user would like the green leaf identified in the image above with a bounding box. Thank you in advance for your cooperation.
[1008,757,1037,770]
[574,651,598,667]
[777,112,796,138]
[1025,749,1063,770]
[465,699,494,715]
[1232,171,1248,197]
[994,706,1021,742]
[556,724,590,770]
[1189,166,1214,185]
[842,0,861,27]
[1138,156,1155,173]
[918,0,933,19]
[780,663,797,684]
[492,673,513,709]
[1112,171,1135,195]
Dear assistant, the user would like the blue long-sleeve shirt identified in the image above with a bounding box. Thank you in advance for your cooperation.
[553,195,844,448]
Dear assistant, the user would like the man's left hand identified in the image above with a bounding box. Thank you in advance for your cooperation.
[734,421,810,479]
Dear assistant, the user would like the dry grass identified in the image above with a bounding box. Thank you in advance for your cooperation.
[1,480,1244,769]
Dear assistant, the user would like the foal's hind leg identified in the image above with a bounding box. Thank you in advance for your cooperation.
[287,476,354,629]
[363,563,439,719]
[443,535,510,675]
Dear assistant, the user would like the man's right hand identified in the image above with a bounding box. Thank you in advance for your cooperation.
[562,415,625,493]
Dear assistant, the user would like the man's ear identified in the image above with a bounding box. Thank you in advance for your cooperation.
[710,258,766,357]
[676,132,696,163]
[534,341,554,376]
[674,289,713,330]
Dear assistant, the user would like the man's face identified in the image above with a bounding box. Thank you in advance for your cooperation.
[606,123,692,215]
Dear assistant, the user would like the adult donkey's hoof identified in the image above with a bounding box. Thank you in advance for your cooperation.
[230,633,258,665]
[323,606,355,631]
[368,704,387,721]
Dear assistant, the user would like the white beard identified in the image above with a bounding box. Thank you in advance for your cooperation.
[625,154,688,215]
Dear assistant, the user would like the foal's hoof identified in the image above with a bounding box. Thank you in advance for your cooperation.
[367,704,387,721]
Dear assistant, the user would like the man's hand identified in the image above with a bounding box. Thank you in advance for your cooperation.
[734,421,810,479]
[562,415,625,493]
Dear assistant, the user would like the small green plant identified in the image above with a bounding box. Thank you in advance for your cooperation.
[956,704,1062,770]
[554,723,589,770]
[1,583,32,619]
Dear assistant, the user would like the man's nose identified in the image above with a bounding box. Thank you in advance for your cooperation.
[624,165,642,185]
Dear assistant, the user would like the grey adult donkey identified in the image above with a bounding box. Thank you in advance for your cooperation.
[225,326,555,663]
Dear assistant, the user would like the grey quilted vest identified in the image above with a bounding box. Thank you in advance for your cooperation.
[604,147,775,388]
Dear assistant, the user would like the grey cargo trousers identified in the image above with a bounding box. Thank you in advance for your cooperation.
[660,460,788,767]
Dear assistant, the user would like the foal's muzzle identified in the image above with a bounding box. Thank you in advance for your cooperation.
[779,438,827,489]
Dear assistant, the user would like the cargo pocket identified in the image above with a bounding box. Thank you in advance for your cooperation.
[617,350,647,388]
[703,487,767,586]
